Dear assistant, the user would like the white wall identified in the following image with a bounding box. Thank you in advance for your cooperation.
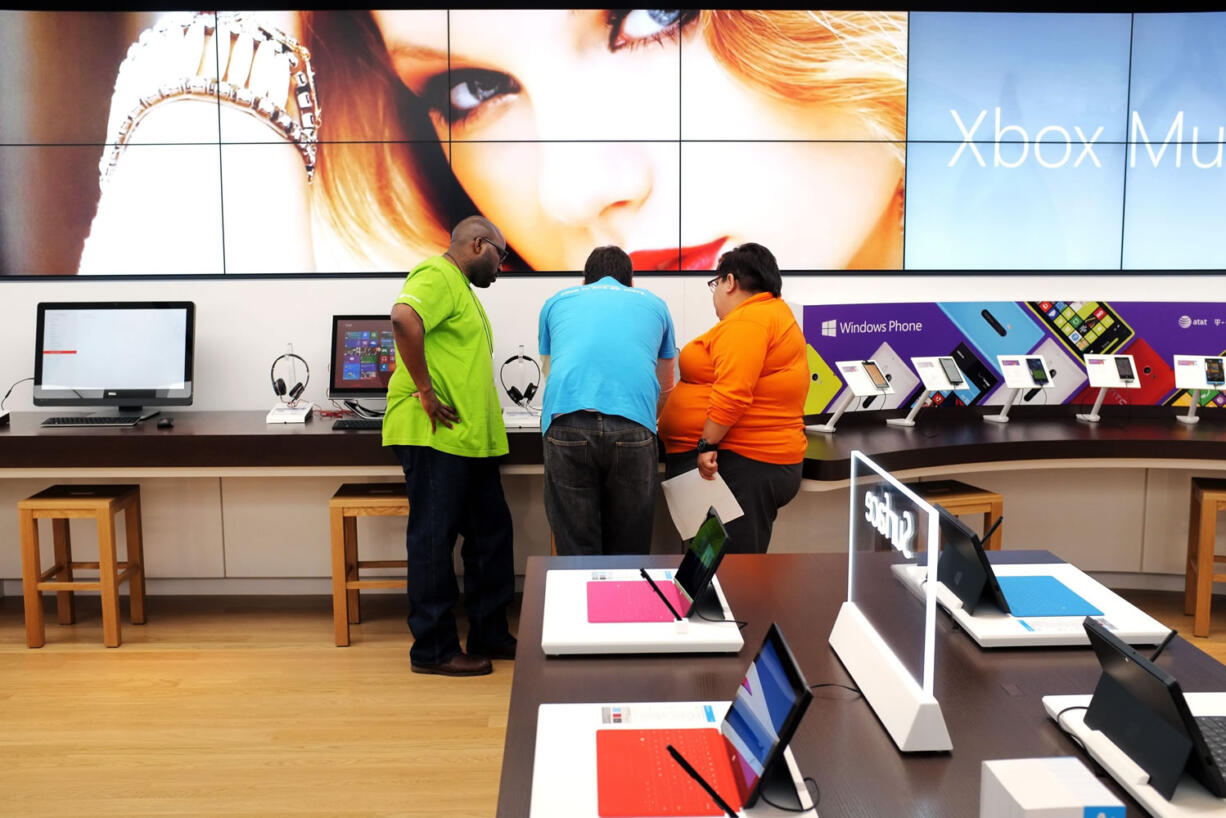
[1,272,1223,597]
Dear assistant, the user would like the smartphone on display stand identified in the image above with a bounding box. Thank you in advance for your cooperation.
[854,342,921,411]
[1026,300,1134,360]
[1074,338,1175,407]
[939,357,964,386]
[931,342,999,408]
[862,361,889,390]
[1164,348,1226,409]
[1207,357,1225,385]
[1015,338,1088,405]
[1115,356,1135,381]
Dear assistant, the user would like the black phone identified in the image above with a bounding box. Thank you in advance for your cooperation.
[1026,357,1050,385]
[938,357,964,386]
[1206,357,1225,385]
[1115,356,1135,381]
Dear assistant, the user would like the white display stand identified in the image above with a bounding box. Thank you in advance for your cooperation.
[540,569,743,655]
[1042,694,1226,817]
[807,360,892,434]
[529,701,817,817]
[828,602,952,751]
[887,356,972,428]
[892,559,1170,648]
[502,407,541,429]
[1172,355,1226,426]
[985,355,1053,424]
[827,451,951,753]
[1078,354,1141,423]
[265,402,313,423]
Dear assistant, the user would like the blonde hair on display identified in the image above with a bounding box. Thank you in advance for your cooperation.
[304,10,907,269]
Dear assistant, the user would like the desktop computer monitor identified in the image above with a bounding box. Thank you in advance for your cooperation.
[33,301,194,412]
[328,315,396,400]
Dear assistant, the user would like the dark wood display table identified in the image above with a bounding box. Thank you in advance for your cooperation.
[1,411,1223,479]
[497,553,1226,817]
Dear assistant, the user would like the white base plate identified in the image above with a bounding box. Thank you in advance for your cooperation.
[828,601,952,752]
[529,701,817,817]
[892,561,1170,648]
[266,402,313,423]
[541,569,743,655]
[1043,694,1226,817]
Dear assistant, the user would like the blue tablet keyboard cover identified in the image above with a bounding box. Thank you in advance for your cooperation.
[998,575,1103,617]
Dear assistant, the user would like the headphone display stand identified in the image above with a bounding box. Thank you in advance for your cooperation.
[266,401,313,424]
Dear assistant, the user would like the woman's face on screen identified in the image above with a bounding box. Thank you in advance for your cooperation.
[372,10,903,271]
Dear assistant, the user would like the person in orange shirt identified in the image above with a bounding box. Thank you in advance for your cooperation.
[658,243,808,554]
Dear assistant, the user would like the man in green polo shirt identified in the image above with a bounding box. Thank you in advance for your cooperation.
[385,216,516,677]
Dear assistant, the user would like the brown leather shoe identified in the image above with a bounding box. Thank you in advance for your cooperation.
[411,652,493,677]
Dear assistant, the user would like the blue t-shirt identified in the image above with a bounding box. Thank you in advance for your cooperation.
[538,277,677,434]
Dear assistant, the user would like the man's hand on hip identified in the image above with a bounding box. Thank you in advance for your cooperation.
[413,387,459,432]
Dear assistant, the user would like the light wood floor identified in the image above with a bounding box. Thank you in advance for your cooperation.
[0,594,517,817]
[2,588,1225,816]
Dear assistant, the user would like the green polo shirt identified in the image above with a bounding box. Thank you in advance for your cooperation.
[382,256,508,458]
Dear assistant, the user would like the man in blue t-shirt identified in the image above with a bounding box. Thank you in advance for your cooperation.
[538,246,677,555]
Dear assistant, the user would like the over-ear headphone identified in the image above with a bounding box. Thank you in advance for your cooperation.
[500,351,540,409]
[271,353,310,403]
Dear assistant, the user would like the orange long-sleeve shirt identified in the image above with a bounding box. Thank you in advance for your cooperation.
[658,293,808,464]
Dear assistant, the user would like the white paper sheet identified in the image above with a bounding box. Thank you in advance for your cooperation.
[660,467,744,539]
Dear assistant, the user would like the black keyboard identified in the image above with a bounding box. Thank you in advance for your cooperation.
[332,417,383,431]
[1197,715,1226,763]
[42,415,143,427]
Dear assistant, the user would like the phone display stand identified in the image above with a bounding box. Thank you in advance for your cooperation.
[1172,355,1226,426]
[1078,354,1140,424]
[986,356,1052,424]
[809,360,892,434]
[888,357,970,428]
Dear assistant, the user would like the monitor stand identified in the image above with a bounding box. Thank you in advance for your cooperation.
[686,583,726,622]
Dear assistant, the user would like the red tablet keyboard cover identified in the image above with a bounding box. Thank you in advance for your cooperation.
[595,727,742,816]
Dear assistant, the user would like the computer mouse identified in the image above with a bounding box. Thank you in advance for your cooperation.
[157,417,174,429]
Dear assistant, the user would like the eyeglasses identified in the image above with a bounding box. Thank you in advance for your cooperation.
[482,236,510,264]
[707,274,725,292]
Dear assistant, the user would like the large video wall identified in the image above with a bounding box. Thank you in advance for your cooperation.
[1,9,1224,277]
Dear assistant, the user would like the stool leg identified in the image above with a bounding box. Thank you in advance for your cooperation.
[1193,496,1216,638]
[52,518,76,625]
[330,506,350,647]
[1186,488,1203,617]
[98,509,122,647]
[19,509,46,648]
[125,497,147,625]
[344,516,361,624]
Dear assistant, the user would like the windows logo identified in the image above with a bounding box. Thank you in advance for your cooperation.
[821,319,837,338]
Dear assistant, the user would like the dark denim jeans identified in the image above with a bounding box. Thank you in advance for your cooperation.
[543,411,658,556]
[665,449,802,554]
[393,445,515,666]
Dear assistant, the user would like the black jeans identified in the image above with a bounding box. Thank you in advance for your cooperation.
[393,445,515,666]
[543,411,658,556]
[665,449,803,554]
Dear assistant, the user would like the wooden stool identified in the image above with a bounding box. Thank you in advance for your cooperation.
[329,483,409,647]
[18,484,146,648]
[1184,477,1226,638]
[905,479,1005,550]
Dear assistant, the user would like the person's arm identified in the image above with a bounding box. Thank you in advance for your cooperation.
[696,320,770,480]
[391,303,458,432]
[655,357,676,417]
[541,356,550,378]
[79,12,314,275]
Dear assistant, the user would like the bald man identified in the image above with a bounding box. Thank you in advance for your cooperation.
[384,216,516,677]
